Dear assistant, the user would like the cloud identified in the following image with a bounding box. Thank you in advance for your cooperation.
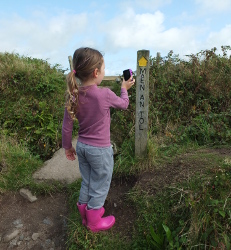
[207,25,231,48]
[105,9,164,49]
[104,8,199,56]
[0,11,88,57]
[195,0,231,12]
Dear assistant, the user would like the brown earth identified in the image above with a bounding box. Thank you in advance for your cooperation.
[0,148,231,249]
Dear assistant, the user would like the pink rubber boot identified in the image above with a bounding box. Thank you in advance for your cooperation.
[77,203,87,226]
[86,207,115,232]
[77,203,105,226]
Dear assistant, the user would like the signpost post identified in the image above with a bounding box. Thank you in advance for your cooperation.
[135,50,150,157]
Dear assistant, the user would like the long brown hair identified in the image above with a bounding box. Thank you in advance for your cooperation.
[65,47,104,120]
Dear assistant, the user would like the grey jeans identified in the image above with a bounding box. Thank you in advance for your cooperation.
[76,141,114,209]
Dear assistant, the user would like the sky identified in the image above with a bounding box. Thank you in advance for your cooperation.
[0,0,231,76]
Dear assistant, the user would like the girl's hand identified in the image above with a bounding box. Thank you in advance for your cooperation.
[65,146,76,161]
[121,76,135,90]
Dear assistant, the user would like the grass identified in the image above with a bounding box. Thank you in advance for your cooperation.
[0,134,64,194]
[125,149,231,249]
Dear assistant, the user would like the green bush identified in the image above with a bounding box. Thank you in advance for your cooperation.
[0,135,42,192]
[0,53,72,159]
[149,46,231,146]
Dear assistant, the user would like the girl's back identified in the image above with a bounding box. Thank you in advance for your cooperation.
[77,85,110,147]
[77,84,129,147]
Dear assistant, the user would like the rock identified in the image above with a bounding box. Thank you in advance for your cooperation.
[111,141,118,155]
[42,239,55,248]
[13,219,22,225]
[17,241,22,246]
[12,219,23,228]
[19,188,37,202]
[32,138,81,184]
[10,238,17,246]
[43,218,53,226]
[3,229,19,243]
[19,234,24,241]
[15,224,23,228]
[32,233,40,241]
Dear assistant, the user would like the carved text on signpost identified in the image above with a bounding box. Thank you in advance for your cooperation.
[138,68,146,130]
[135,51,149,156]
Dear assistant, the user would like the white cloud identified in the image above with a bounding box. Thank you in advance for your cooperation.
[195,0,231,12]
[0,11,88,57]
[207,25,231,48]
[105,9,164,49]
[104,8,199,56]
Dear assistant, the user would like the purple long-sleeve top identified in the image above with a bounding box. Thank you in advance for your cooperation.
[62,84,129,149]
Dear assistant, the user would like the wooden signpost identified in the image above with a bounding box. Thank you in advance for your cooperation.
[135,50,150,157]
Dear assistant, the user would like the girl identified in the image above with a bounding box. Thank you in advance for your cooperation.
[62,47,135,232]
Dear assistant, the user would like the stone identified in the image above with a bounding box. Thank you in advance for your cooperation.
[17,241,22,246]
[10,238,17,246]
[19,188,37,202]
[111,141,118,155]
[15,224,23,228]
[3,229,19,242]
[32,233,40,241]
[13,219,22,225]
[19,234,24,241]
[43,218,53,226]
[32,138,81,184]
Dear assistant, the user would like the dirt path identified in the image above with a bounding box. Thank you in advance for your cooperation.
[0,192,68,249]
[0,176,138,250]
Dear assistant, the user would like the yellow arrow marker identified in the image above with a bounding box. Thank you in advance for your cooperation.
[138,56,148,67]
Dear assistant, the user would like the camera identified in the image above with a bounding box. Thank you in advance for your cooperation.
[123,69,133,81]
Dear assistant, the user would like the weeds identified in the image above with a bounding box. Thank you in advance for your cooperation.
[0,134,63,194]
[0,52,76,160]
[130,154,231,249]
[149,46,231,146]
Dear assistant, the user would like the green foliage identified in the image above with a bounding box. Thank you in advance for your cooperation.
[175,112,231,145]
[123,149,227,249]
[111,81,136,143]
[130,153,231,249]
[0,135,40,192]
[166,159,231,248]
[148,223,180,250]
[149,46,231,146]
[0,134,62,193]
[0,52,76,160]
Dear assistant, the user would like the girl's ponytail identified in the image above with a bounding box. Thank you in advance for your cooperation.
[65,70,79,120]
[65,47,104,120]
